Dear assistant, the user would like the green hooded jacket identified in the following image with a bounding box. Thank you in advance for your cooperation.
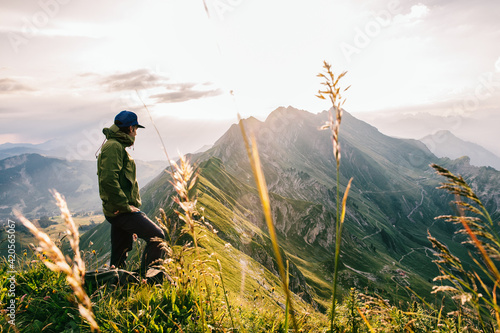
[97,124,141,217]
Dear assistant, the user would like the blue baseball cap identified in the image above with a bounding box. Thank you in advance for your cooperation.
[114,110,145,128]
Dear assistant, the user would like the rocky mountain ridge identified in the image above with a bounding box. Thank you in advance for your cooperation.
[138,106,500,307]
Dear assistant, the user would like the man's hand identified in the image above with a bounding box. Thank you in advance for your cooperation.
[113,205,140,215]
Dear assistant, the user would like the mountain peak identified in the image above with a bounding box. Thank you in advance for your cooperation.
[242,116,262,126]
[265,106,309,123]
[433,129,452,135]
[421,130,500,170]
[421,129,454,140]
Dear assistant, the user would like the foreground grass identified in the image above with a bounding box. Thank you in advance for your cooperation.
[1,230,493,333]
[0,244,328,333]
[0,255,482,332]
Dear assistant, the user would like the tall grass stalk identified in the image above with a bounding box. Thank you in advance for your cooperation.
[284,259,290,332]
[170,155,208,332]
[14,190,100,332]
[217,259,235,330]
[316,60,352,332]
[238,114,300,332]
[429,163,500,330]
[357,307,375,333]
[135,89,174,174]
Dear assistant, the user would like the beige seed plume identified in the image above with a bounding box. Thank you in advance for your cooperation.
[14,190,100,332]
[316,61,350,166]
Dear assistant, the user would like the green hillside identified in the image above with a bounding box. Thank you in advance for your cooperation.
[137,107,500,309]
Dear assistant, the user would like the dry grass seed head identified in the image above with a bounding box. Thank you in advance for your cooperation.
[15,191,99,332]
[316,61,349,166]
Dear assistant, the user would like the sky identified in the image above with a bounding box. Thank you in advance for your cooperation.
[1,0,499,160]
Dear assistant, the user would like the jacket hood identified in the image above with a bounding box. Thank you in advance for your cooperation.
[102,124,135,147]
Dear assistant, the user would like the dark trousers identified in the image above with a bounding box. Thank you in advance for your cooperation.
[106,212,165,274]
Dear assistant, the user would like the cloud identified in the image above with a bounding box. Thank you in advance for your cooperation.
[0,78,35,94]
[100,69,166,91]
[97,68,223,103]
[400,4,429,22]
[151,85,223,103]
[419,0,498,32]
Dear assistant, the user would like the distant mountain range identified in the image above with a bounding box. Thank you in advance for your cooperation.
[0,154,101,218]
[0,153,167,219]
[0,140,68,161]
[421,130,500,170]
[355,109,500,158]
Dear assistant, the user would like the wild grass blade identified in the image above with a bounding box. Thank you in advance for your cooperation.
[238,114,299,332]
[317,61,351,332]
[357,307,375,333]
[135,89,174,174]
[494,283,500,327]
[14,191,100,332]
[285,259,290,332]
[457,210,500,282]
[169,155,208,332]
[217,259,235,330]
[430,164,500,330]
[330,178,353,330]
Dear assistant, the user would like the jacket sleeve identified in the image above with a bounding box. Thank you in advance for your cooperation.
[98,142,132,214]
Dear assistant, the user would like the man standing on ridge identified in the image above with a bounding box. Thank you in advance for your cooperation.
[97,110,165,277]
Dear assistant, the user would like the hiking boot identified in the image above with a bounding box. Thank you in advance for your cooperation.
[145,268,173,285]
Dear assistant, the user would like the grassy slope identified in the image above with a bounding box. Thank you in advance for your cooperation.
[138,155,446,310]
